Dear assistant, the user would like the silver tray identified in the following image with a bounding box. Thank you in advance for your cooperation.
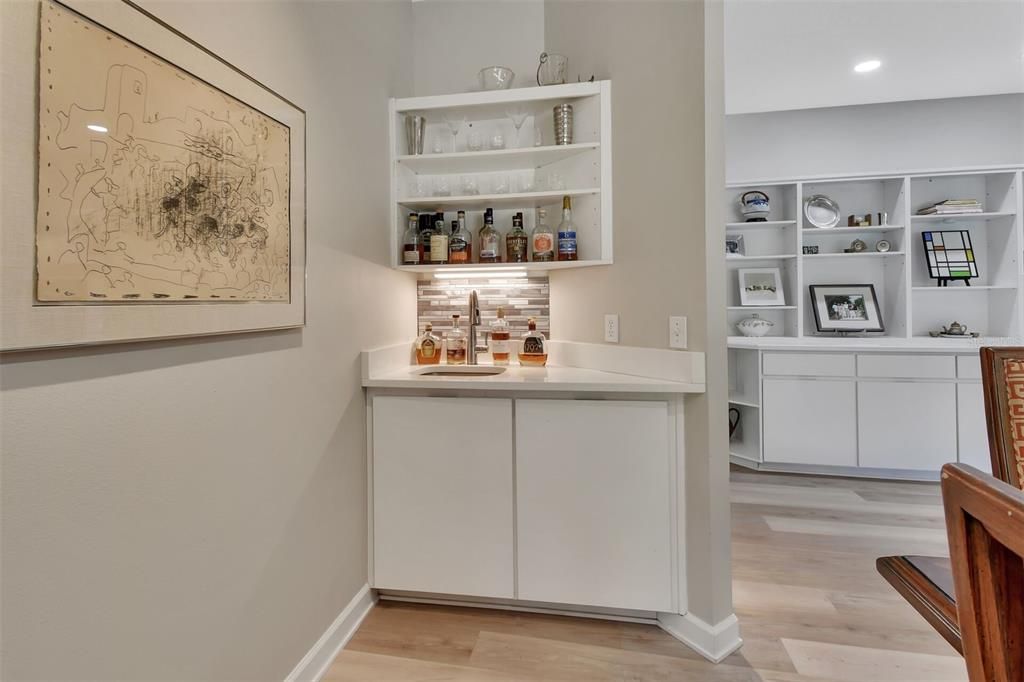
[804,194,841,228]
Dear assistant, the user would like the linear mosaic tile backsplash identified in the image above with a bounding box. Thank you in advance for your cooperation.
[417,277,550,339]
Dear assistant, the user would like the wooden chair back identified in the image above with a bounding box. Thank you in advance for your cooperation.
[941,463,1024,682]
[980,347,1024,490]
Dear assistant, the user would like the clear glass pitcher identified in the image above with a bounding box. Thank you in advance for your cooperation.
[536,52,568,86]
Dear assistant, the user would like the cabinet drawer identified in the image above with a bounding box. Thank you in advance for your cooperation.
[763,352,855,377]
[857,354,955,379]
[957,354,982,379]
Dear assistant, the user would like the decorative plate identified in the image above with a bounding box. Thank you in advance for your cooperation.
[804,195,841,228]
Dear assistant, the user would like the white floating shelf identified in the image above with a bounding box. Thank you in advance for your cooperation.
[397,143,599,174]
[912,212,1016,222]
[802,225,905,234]
[726,220,797,230]
[397,188,600,211]
[726,254,797,261]
[803,251,905,259]
[397,260,610,275]
[726,306,796,310]
[729,394,760,409]
[393,81,602,115]
[912,285,1017,292]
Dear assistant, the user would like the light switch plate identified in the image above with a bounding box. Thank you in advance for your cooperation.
[669,316,687,349]
[604,314,619,343]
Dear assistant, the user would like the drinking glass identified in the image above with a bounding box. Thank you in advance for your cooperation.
[444,114,466,152]
[520,173,535,193]
[493,174,509,194]
[533,121,544,147]
[467,129,483,152]
[430,134,444,155]
[434,176,451,197]
[549,172,565,191]
[412,177,428,198]
[461,175,479,195]
[490,129,506,150]
[506,108,529,148]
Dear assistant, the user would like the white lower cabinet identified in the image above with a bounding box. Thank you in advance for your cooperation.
[858,381,957,471]
[515,400,673,612]
[763,378,857,466]
[957,382,992,474]
[372,396,514,598]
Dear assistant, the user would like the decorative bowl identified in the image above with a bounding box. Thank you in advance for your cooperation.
[736,314,774,337]
[804,194,841,228]
[479,66,515,91]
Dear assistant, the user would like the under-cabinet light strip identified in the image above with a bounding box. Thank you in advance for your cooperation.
[433,269,528,279]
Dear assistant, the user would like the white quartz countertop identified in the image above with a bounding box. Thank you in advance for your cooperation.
[727,335,1020,354]
[362,340,706,395]
[363,364,704,394]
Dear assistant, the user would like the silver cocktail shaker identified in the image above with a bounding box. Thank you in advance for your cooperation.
[405,114,426,155]
[553,104,573,145]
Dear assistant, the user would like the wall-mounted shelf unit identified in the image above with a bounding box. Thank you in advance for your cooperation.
[389,81,612,274]
[724,168,1023,341]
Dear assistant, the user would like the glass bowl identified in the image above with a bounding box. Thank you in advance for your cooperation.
[479,66,515,91]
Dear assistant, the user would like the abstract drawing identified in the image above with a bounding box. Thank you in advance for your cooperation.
[37,0,290,302]
[922,230,977,286]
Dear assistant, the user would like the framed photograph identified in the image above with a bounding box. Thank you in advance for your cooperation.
[738,268,785,306]
[725,235,745,256]
[2,0,306,351]
[922,230,978,286]
[809,284,884,333]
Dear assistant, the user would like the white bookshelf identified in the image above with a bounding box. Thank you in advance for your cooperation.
[724,167,1023,342]
[388,81,613,273]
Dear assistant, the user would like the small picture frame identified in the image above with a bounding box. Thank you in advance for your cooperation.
[725,235,745,255]
[809,284,884,333]
[802,245,819,255]
[738,268,785,306]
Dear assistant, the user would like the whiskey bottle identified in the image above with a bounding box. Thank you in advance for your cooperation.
[518,317,547,366]
[449,211,472,264]
[446,314,467,365]
[429,212,449,265]
[531,207,554,261]
[402,213,423,265]
[420,213,434,263]
[489,306,511,365]
[556,195,578,261]
[479,208,502,263]
[506,212,528,263]
[415,323,441,364]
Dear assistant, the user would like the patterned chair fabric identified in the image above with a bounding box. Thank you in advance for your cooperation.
[980,348,1024,491]
[1000,358,1024,489]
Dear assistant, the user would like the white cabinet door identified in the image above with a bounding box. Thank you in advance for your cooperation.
[858,382,957,471]
[762,378,857,466]
[957,383,992,474]
[515,400,673,612]
[372,396,514,598]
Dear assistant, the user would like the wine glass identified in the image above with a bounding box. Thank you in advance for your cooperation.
[506,108,529,148]
[444,114,466,152]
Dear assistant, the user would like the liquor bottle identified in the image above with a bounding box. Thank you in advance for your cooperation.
[446,314,467,365]
[402,213,424,265]
[489,306,511,365]
[506,212,528,263]
[518,317,548,366]
[531,207,554,261]
[479,208,502,263]
[430,212,449,264]
[415,323,441,364]
[449,211,472,264]
[557,195,578,261]
[420,213,434,263]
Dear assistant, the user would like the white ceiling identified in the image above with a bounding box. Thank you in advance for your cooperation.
[725,0,1024,115]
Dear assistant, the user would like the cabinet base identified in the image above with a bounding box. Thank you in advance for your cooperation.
[657,612,743,664]
[729,455,941,482]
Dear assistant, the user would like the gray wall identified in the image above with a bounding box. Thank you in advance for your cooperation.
[0,1,415,679]
[412,0,545,96]
[726,94,1024,182]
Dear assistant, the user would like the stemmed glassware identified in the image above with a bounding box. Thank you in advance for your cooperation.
[444,113,466,153]
[506,108,529,148]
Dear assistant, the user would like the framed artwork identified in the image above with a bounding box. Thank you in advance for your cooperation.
[2,0,306,351]
[725,235,745,256]
[809,284,884,333]
[738,268,785,306]
[921,230,977,286]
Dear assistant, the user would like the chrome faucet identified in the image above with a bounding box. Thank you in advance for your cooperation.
[468,289,481,365]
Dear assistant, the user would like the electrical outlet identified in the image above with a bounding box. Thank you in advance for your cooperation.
[604,314,619,343]
[669,316,687,349]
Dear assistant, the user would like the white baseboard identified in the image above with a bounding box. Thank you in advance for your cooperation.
[656,611,742,663]
[284,584,376,682]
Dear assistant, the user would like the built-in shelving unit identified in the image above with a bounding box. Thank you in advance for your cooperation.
[724,167,1024,342]
[389,81,612,274]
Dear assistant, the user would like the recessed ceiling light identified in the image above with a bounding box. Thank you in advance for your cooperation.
[86,124,108,133]
[854,60,881,74]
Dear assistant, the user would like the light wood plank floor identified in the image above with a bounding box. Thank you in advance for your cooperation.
[326,469,966,681]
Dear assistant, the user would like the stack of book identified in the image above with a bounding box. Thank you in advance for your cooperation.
[917,199,984,215]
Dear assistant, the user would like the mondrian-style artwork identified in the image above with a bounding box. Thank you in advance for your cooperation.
[922,230,978,285]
